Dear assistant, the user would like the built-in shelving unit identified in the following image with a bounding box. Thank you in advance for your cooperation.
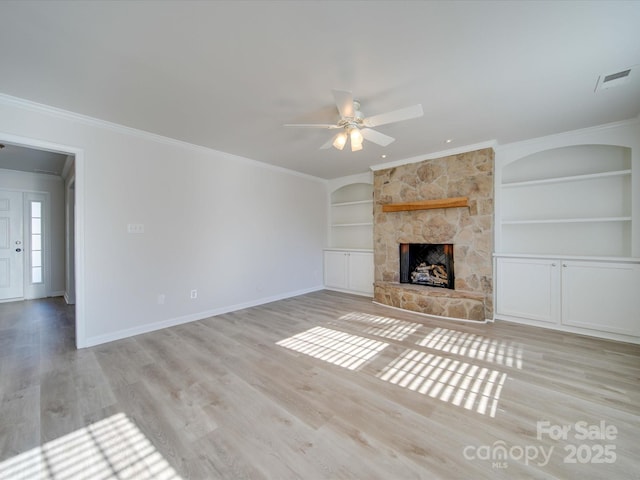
[325,178,374,296]
[498,144,633,257]
[494,122,640,344]
[329,182,373,250]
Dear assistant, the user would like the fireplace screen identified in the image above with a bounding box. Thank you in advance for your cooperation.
[399,243,454,289]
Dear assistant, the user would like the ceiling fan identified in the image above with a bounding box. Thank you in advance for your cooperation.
[284,90,424,152]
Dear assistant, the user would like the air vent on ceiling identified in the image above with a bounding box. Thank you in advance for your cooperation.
[595,67,633,91]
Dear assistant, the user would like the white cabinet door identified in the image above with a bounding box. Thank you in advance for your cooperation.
[324,251,348,290]
[324,250,374,295]
[496,257,560,324]
[348,252,374,295]
[561,261,640,336]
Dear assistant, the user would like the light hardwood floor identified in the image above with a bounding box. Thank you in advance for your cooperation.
[1,291,639,479]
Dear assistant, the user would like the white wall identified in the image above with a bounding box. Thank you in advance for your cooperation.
[0,169,66,296]
[0,95,328,347]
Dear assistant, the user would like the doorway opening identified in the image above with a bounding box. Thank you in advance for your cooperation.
[0,134,83,347]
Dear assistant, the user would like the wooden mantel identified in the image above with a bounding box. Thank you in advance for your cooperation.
[381,196,469,212]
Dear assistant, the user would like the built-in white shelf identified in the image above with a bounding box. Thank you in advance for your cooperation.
[501,216,632,225]
[331,200,374,207]
[502,169,631,188]
[331,222,374,227]
[494,252,640,263]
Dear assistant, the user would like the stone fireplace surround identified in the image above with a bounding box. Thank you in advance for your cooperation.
[373,148,494,321]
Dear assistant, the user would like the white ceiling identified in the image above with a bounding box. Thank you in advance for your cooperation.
[0,1,639,179]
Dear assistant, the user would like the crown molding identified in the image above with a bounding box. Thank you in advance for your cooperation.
[369,140,498,172]
[0,93,325,183]
[494,116,640,154]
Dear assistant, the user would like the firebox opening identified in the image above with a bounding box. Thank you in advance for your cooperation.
[399,243,454,290]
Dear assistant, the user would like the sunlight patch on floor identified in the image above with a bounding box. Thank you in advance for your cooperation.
[0,413,182,480]
[417,327,523,369]
[276,326,388,370]
[276,319,513,417]
[377,349,508,417]
[338,311,422,341]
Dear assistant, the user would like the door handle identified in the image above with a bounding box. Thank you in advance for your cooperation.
[15,248,21,252]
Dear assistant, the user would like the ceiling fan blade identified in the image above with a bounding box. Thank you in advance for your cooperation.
[333,89,355,118]
[283,123,341,129]
[361,128,395,147]
[320,135,336,150]
[363,104,424,128]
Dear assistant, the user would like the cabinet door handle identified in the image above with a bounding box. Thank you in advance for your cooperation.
[562,264,567,267]
[551,263,556,266]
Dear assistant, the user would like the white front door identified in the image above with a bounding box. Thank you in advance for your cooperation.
[0,190,24,301]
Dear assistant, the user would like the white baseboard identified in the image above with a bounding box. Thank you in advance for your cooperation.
[81,285,324,348]
[494,315,640,345]
[324,286,373,297]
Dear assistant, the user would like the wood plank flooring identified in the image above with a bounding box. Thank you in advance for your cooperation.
[1,291,639,479]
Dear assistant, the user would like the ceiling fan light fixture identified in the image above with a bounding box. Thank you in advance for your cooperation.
[332,131,348,150]
[350,128,363,144]
[350,128,363,151]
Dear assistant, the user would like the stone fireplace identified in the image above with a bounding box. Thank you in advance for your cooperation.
[373,148,494,321]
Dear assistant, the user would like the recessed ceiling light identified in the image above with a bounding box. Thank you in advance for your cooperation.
[445,139,453,144]
[380,154,387,159]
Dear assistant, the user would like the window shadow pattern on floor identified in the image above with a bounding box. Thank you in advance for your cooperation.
[277,312,523,418]
[0,413,182,480]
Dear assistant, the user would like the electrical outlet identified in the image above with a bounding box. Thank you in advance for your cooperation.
[190,289,197,299]
[127,223,145,234]
[157,294,165,305]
